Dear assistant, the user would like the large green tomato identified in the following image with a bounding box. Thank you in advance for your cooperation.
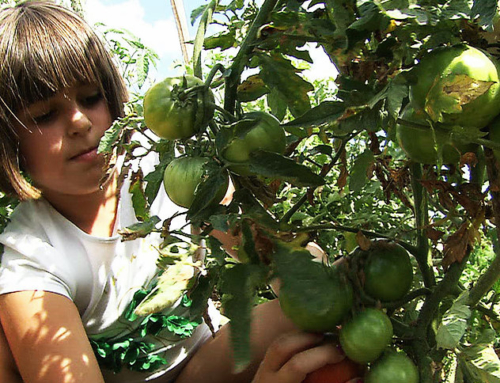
[409,44,500,129]
[365,351,419,383]
[163,156,229,209]
[278,261,354,333]
[143,76,215,140]
[339,309,393,364]
[219,111,286,175]
[362,241,413,302]
[396,106,477,164]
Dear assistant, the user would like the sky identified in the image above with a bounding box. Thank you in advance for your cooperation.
[83,0,337,87]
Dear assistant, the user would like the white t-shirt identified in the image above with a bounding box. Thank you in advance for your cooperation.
[0,159,217,382]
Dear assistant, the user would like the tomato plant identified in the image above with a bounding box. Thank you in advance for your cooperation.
[339,309,393,364]
[143,75,214,140]
[162,156,228,209]
[302,357,364,383]
[94,0,500,380]
[360,241,413,302]
[365,351,419,383]
[218,111,286,175]
[409,44,500,129]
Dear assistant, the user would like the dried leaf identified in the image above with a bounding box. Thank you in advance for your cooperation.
[426,227,445,242]
[356,231,371,251]
[442,221,480,270]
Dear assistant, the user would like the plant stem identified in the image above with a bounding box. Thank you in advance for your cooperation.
[192,1,217,78]
[293,223,418,254]
[413,259,468,382]
[410,162,436,288]
[280,138,349,225]
[467,147,500,307]
[204,63,226,87]
[223,0,279,113]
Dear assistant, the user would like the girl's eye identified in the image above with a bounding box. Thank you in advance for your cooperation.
[32,110,56,124]
[80,91,104,107]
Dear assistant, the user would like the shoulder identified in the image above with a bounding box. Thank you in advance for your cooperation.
[0,198,80,300]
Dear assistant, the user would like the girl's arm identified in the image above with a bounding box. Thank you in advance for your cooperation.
[175,299,346,383]
[0,290,105,383]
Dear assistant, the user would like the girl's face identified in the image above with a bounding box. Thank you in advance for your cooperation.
[15,83,113,198]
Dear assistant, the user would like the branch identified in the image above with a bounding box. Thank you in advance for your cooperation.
[410,162,436,288]
[223,0,279,113]
[413,258,469,382]
[293,223,418,254]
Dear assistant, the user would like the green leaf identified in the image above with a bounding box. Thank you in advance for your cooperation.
[284,100,346,131]
[435,293,471,350]
[248,150,325,187]
[98,119,123,154]
[267,87,288,122]
[460,340,500,382]
[129,171,149,222]
[471,0,497,30]
[237,74,270,102]
[349,150,375,193]
[119,216,161,241]
[221,263,267,373]
[190,4,207,25]
[257,53,314,118]
[187,164,229,222]
[144,162,167,207]
[204,30,237,51]
[189,269,218,320]
[135,52,148,89]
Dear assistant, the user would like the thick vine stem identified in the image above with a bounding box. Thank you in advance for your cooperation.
[413,258,469,382]
[223,0,279,113]
[467,147,500,307]
[409,162,436,288]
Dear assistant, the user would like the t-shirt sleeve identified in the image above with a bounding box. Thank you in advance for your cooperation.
[0,232,75,300]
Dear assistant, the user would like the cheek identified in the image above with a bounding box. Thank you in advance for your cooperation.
[18,132,62,176]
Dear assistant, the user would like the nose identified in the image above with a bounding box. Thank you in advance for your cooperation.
[67,106,92,135]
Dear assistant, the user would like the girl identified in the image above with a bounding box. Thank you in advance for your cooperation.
[0,1,355,382]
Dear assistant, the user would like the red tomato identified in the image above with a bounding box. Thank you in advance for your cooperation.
[303,357,364,383]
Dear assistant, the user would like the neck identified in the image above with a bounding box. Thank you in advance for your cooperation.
[41,172,120,237]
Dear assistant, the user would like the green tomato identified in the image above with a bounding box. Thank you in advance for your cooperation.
[163,156,228,209]
[143,75,215,140]
[278,260,354,333]
[396,106,477,164]
[339,309,393,364]
[409,44,500,129]
[365,351,419,383]
[362,241,413,302]
[220,111,286,175]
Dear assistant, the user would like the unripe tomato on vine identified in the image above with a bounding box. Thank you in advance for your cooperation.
[143,75,215,140]
[408,44,500,129]
[218,111,287,175]
[339,308,393,364]
[163,156,229,209]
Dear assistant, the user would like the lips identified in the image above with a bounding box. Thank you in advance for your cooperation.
[70,146,100,162]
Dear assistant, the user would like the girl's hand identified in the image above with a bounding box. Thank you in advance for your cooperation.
[252,331,361,383]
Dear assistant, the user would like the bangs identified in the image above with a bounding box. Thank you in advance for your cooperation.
[1,3,109,113]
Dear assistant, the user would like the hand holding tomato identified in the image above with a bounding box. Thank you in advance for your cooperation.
[252,331,362,383]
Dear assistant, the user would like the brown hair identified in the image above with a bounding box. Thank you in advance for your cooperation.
[0,0,128,200]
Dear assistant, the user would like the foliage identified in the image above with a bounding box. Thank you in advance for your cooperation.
[102,0,500,381]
